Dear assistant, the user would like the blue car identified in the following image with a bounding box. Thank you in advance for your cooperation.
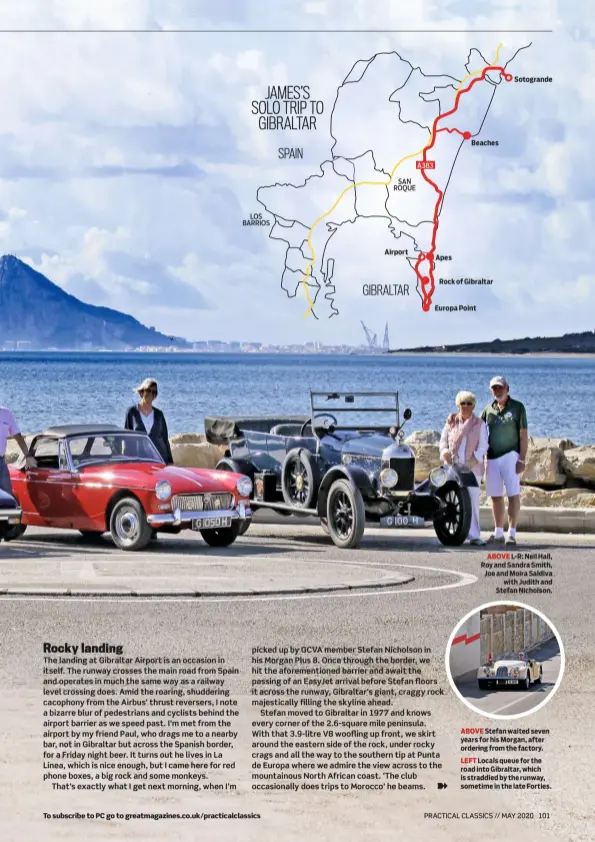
[0,487,22,542]
[205,391,476,550]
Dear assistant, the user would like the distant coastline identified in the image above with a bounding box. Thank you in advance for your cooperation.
[392,330,595,356]
[1,348,595,359]
[391,350,595,359]
[0,348,595,360]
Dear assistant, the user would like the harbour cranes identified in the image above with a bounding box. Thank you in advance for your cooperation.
[360,321,390,352]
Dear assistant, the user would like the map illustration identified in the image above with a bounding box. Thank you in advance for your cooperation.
[257,43,529,320]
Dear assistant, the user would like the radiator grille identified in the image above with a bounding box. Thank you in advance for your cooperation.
[389,457,416,491]
[496,666,509,678]
[171,493,233,512]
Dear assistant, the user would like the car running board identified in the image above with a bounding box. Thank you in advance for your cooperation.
[250,499,318,516]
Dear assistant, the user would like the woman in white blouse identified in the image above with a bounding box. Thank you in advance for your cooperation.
[439,390,488,546]
[124,378,173,464]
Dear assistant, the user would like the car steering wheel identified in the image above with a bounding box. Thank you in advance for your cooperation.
[303,412,338,438]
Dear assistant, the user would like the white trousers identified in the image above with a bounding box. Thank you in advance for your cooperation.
[468,486,481,540]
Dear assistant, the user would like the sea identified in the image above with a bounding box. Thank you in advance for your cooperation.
[0,352,592,444]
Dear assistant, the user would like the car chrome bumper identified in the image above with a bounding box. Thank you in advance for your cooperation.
[375,491,441,520]
[0,508,22,523]
[147,505,252,526]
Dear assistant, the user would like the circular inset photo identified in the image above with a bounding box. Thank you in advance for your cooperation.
[445,601,564,720]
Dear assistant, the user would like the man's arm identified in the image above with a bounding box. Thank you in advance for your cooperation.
[517,428,528,474]
[11,433,36,467]
[515,403,528,474]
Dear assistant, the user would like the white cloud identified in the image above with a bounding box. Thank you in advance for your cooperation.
[0,0,592,345]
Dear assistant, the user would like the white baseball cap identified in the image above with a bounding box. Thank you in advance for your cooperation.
[489,376,508,388]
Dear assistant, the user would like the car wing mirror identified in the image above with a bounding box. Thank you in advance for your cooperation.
[403,408,412,421]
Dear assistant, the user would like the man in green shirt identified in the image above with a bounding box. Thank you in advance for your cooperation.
[481,376,528,546]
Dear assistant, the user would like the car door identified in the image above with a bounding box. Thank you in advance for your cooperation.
[23,436,73,526]
[264,432,289,477]
[244,429,279,474]
[64,434,118,531]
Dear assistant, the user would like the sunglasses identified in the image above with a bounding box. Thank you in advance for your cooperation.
[459,402,474,406]
[141,389,157,396]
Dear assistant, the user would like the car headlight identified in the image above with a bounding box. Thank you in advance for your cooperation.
[236,476,253,497]
[429,466,448,488]
[511,668,520,676]
[483,667,494,676]
[379,468,399,489]
[155,480,172,501]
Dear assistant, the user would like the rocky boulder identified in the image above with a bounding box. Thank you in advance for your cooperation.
[409,444,441,481]
[519,486,553,507]
[528,436,575,452]
[170,432,207,445]
[521,446,566,488]
[547,488,595,508]
[405,430,441,446]
[4,440,21,465]
[4,434,34,464]
[170,441,227,470]
[480,485,595,508]
[561,446,595,486]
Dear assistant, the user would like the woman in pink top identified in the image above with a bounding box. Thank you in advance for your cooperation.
[439,391,488,546]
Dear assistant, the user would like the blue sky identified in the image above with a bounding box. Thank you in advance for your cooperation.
[0,0,591,346]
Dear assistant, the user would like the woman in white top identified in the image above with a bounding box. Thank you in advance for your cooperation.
[439,390,488,546]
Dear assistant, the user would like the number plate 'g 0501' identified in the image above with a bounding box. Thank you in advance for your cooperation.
[192,516,232,530]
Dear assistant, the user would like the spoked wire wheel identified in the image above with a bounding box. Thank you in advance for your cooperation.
[325,478,365,549]
[282,449,316,509]
[433,482,472,546]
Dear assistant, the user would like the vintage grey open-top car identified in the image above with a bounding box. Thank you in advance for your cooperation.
[205,391,476,549]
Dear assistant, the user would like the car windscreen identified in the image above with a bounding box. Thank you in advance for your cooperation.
[310,392,400,431]
[68,434,164,467]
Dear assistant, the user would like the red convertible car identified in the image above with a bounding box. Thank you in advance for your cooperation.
[7,425,252,550]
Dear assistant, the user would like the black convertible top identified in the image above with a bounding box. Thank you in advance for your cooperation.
[41,425,146,438]
[204,415,309,445]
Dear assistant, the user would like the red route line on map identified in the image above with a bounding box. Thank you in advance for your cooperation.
[415,65,513,312]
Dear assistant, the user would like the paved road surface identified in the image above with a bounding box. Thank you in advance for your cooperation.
[0,522,591,595]
[0,523,593,842]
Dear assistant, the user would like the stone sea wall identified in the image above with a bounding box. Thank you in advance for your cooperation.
[404,430,595,507]
[6,430,595,508]
[166,431,595,508]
